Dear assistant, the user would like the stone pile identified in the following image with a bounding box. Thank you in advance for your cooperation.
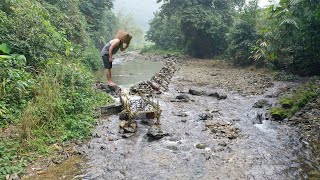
[130,60,177,95]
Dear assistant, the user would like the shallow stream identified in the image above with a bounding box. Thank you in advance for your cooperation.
[93,57,163,88]
[80,58,313,179]
[31,56,318,180]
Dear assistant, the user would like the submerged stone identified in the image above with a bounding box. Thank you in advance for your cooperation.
[196,143,206,149]
[253,99,271,108]
[175,94,190,102]
[189,88,204,96]
[147,125,169,141]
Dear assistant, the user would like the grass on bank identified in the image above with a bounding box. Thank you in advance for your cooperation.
[0,60,113,179]
[270,77,319,120]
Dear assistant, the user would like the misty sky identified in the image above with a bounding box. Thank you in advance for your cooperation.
[113,0,161,30]
[113,0,278,31]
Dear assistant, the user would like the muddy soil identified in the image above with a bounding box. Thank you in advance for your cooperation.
[79,59,317,179]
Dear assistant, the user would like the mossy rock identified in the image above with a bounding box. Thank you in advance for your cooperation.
[280,97,293,109]
[270,107,288,121]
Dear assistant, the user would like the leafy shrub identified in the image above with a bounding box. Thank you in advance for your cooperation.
[0,43,35,126]
[20,60,113,146]
[227,20,258,66]
[256,0,320,76]
[0,139,31,179]
[226,1,260,67]
[0,0,65,68]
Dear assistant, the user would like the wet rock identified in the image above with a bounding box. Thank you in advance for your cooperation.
[119,120,138,134]
[100,103,123,115]
[147,125,169,141]
[210,73,219,76]
[122,133,135,138]
[173,111,188,117]
[93,133,101,138]
[147,81,160,91]
[207,92,219,98]
[196,143,206,149]
[181,119,187,123]
[174,94,190,102]
[253,99,271,108]
[199,112,212,121]
[281,102,292,109]
[104,84,122,97]
[218,93,227,100]
[205,121,240,139]
[254,113,263,124]
[189,88,204,96]
[207,92,227,100]
[165,141,178,151]
[271,112,286,121]
[218,142,227,147]
[227,134,238,140]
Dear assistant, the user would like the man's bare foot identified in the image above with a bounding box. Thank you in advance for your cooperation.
[107,81,117,87]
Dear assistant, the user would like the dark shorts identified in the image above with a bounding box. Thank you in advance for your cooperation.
[102,55,112,69]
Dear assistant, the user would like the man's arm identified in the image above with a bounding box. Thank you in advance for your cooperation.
[120,44,129,52]
[108,39,121,62]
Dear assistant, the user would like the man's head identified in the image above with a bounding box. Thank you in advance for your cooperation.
[116,30,132,45]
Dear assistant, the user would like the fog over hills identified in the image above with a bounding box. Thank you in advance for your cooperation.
[113,0,162,31]
[112,0,278,31]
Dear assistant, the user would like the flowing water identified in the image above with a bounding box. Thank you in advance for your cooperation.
[93,57,163,88]
[22,54,319,180]
[80,58,315,179]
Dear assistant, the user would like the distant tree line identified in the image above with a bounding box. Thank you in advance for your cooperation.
[147,0,320,76]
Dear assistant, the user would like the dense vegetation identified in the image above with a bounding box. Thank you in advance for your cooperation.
[147,0,320,76]
[0,0,129,178]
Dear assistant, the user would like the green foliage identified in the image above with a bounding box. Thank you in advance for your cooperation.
[0,139,32,179]
[78,45,102,71]
[40,0,91,46]
[0,0,65,68]
[147,0,245,58]
[146,13,184,51]
[79,0,114,48]
[0,0,117,71]
[20,61,113,145]
[273,70,299,81]
[0,0,118,177]
[255,0,320,76]
[0,43,36,126]
[270,107,288,120]
[270,77,320,120]
[226,0,259,66]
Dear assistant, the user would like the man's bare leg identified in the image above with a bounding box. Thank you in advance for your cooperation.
[105,69,116,86]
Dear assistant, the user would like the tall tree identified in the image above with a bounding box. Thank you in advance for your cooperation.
[80,0,115,48]
[147,0,245,58]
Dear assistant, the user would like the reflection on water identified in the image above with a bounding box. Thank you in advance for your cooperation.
[94,59,163,88]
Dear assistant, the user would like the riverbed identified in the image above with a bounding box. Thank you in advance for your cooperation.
[80,58,318,179]
[24,54,319,179]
